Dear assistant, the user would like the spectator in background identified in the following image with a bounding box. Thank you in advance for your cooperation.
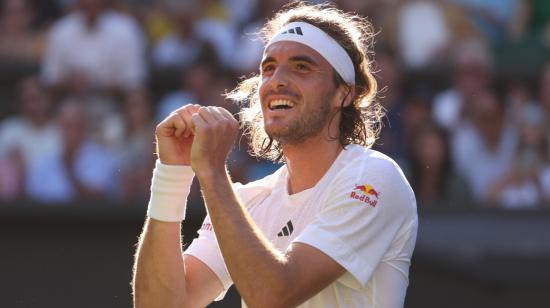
[488,104,548,208]
[229,0,284,74]
[151,2,206,69]
[41,0,146,96]
[26,99,118,204]
[504,79,534,126]
[0,0,45,64]
[397,0,451,69]
[29,0,62,27]
[450,0,520,41]
[432,38,492,131]
[372,46,408,166]
[534,62,550,204]
[220,0,258,29]
[400,87,434,174]
[0,146,24,202]
[137,1,173,44]
[514,0,550,45]
[192,0,236,68]
[152,0,236,69]
[451,87,518,203]
[156,62,221,122]
[538,62,550,118]
[409,122,472,207]
[117,89,155,203]
[0,76,60,169]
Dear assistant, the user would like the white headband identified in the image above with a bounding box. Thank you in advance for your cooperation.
[265,21,355,85]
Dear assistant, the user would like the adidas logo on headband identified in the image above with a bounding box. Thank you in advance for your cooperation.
[280,26,303,36]
[266,22,356,85]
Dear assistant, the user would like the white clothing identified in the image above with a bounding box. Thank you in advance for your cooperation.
[0,117,61,164]
[229,21,264,73]
[499,181,540,209]
[540,166,550,201]
[194,18,236,66]
[41,10,146,90]
[432,88,463,130]
[185,145,418,307]
[451,121,518,200]
[398,1,450,68]
[26,141,119,203]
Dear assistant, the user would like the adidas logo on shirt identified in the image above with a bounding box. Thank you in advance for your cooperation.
[277,220,294,237]
[280,27,303,36]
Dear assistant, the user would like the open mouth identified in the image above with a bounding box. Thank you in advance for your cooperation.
[268,99,295,111]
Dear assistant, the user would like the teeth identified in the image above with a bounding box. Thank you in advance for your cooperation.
[269,99,295,110]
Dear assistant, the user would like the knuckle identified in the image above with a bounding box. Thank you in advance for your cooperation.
[156,119,168,131]
[198,108,208,116]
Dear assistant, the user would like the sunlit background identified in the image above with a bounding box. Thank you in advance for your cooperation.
[0,0,549,307]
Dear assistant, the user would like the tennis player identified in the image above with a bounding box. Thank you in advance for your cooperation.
[133,3,417,307]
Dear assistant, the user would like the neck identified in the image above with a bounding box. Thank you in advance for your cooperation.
[282,135,342,195]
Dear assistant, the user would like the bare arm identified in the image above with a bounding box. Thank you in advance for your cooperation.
[132,105,223,307]
[133,218,223,308]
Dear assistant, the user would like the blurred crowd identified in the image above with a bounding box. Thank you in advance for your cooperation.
[0,0,549,210]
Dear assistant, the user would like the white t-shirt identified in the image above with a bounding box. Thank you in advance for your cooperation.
[41,10,145,90]
[0,117,61,164]
[185,145,418,307]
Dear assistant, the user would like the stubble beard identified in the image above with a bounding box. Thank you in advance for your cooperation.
[265,97,333,146]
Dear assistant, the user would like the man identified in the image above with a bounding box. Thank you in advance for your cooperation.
[25,99,119,203]
[41,0,145,94]
[133,3,417,307]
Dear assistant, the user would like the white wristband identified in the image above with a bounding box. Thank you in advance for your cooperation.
[147,160,194,222]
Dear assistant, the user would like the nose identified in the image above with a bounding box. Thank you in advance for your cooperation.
[265,65,290,90]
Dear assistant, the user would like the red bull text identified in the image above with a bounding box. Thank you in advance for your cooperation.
[351,184,380,207]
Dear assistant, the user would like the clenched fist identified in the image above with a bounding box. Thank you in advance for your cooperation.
[155,104,239,176]
[189,106,239,176]
[155,104,201,165]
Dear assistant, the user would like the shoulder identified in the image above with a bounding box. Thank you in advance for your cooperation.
[329,145,416,213]
[49,14,80,38]
[337,145,409,187]
[101,11,142,36]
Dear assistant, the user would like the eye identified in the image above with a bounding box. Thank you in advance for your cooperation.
[296,63,309,71]
[262,64,275,74]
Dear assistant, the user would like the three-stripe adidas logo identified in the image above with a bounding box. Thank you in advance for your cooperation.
[280,27,303,36]
[277,220,294,237]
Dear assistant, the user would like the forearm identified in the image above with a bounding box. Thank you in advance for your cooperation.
[133,218,188,308]
[197,169,291,306]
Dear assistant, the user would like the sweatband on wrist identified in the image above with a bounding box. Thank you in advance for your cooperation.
[147,160,194,222]
[265,21,356,85]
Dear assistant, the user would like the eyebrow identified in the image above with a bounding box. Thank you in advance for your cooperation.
[261,55,320,67]
[289,55,319,66]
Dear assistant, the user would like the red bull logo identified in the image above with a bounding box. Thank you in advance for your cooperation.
[350,184,380,207]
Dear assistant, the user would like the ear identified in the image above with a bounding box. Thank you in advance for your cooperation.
[333,85,355,108]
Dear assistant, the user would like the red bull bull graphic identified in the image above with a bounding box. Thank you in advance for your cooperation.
[200,222,213,231]
[350,184,380,207]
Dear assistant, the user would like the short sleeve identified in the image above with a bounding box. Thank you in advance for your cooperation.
[184,214,233,301]
[293,155,417,288]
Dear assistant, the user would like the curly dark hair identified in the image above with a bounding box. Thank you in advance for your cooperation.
[226,1,383,161]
